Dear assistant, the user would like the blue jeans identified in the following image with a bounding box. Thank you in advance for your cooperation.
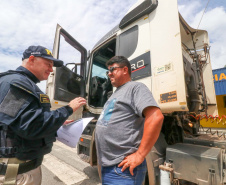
[101,160,147,185]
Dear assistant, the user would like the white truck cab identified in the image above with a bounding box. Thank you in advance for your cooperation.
[47,0,225,184]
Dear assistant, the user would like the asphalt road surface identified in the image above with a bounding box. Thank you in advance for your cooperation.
[41,141,101,185]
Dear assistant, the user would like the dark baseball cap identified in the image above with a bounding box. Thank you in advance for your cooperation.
[22,45,63,67]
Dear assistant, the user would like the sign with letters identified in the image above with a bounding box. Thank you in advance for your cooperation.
[212,68,226,95]
[213,72,226,82]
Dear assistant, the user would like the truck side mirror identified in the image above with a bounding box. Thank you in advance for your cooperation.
[65,63,81,74]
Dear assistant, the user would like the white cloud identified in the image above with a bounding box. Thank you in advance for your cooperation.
[191,7,226,69]
[0,0,225,93]
[0,0,137,54]
[200,7,226,69]
[0,0,137,91]
[178,1,226,69]
[0,53,20,72]
[178,1,202,23]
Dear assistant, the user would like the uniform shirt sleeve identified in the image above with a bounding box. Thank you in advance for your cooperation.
[0,85,74,140]
[11,102,73,140]
[132,83,159,117]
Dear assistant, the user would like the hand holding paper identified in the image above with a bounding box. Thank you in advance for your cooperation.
[63,120,74,125]
[57,117,94,148]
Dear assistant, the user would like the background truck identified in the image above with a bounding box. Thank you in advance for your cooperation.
[46,0,226,184]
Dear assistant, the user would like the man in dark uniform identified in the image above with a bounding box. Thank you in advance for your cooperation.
[0,45,86,185]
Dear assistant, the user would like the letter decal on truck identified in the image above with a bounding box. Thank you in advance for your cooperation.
[131,60,145,71]
[130,51,151,80]
[160,91,177,103]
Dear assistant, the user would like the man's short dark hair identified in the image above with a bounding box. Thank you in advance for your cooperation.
[106,56,131,76]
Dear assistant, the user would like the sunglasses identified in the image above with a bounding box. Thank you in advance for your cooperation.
[106,66,123,75]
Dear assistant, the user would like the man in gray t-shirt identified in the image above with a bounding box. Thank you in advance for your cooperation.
[95,56,164,185]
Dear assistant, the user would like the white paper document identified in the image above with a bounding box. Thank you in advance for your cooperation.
[57,117,94,148]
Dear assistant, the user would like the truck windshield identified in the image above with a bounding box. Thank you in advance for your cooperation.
[89,39,116,108]
[92,64,107,79]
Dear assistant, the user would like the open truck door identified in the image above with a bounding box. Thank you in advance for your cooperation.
[46,24,87,120]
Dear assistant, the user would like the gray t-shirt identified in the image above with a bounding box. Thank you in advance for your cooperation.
[95,81,159,166]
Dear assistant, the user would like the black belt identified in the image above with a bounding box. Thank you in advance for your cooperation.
[0,157,43,175]
[0,147,18,156]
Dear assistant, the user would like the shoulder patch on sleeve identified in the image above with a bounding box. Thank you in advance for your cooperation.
[40,94,50,103]
[0,87,28,117]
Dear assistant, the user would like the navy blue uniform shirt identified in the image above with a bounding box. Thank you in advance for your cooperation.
[0,66,73,160]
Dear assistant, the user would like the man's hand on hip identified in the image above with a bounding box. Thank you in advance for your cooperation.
[118,151,145,176]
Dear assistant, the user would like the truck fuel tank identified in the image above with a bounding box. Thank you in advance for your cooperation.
[165,143,225,184]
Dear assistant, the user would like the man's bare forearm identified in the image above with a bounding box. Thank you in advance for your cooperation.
[137,107,164,159]
[118,106,164,175]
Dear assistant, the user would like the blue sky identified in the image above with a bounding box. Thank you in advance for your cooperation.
[0,0,225,91]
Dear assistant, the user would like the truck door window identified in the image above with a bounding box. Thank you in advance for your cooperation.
[59,35,82,75]
[117,25,138,58]
[89,39,116,108]
[51,32,86,102]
